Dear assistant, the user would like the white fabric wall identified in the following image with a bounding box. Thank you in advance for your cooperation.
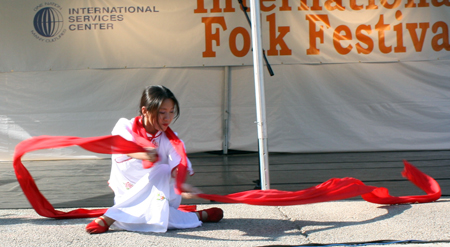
[2,59,450,161]
[230,60,450,152]
[0,68,224,160]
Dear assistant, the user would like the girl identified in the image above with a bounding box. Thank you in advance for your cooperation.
[86,85,223,234]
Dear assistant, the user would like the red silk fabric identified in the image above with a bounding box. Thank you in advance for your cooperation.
[164,127,189,195]
[130,116,158,169]
[13,135,146,218]
[361,161,441,204]
[13,135,441,219]
[197,161,441,206]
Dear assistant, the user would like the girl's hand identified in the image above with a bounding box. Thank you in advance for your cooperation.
[144,147,158,163]
[171,168,178,178]
[181,183,203,199]
[127,147,158,162]
[182,183,202,194]
[181,192,199,199]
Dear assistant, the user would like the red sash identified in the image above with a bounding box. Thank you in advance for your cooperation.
[13,133,441,219]
[130,116,158,169]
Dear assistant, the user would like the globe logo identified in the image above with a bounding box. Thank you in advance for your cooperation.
[33,7,64,38]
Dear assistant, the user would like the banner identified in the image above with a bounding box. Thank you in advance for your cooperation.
[0,0,448,72]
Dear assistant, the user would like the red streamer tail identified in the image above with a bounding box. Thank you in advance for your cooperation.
[361,160,441,204]
[13,135,144,218]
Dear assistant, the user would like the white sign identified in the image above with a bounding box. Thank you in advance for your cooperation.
[0,0,449,72]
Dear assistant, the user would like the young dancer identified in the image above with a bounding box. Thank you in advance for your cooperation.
[86,85,223,234]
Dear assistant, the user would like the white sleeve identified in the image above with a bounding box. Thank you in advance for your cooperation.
[187,157,194,176]
[111,118,135,160]
[111,118,134,142]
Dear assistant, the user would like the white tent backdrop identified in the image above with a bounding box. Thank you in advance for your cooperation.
[0,68,225,160]
[229,60,450,152]
[0,0,449,160]
[2,60,450,161]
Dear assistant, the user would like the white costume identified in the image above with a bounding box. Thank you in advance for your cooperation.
[104,118,201,233]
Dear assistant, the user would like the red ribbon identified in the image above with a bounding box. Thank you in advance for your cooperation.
[197,160,441,206]
[130,116,158,169]
[13,135,146,218]
[13,134,441,219]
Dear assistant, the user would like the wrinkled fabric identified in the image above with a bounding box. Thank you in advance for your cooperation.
[197,161,441,206]
[106,117,200,232]
[13,135,146,218]
[131,116,189,194]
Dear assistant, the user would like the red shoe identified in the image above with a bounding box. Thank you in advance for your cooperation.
[197,207,223,223]
[86,217,110,234]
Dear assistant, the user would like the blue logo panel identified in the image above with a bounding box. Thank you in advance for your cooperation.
[33,7,64,37]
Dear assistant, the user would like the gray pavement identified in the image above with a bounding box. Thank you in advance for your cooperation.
[1,200,449,246]
[1,151,450,246]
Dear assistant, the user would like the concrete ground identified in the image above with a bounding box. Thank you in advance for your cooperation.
[1,200,449,247]
[1,150,450,246]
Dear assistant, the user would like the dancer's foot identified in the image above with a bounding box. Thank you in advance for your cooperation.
[196,207,223,222]
[86,216,112,234]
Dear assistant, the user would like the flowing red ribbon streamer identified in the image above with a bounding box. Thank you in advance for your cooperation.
[13,135,441,219]
[13,135,146,218]
[197,160,441,206]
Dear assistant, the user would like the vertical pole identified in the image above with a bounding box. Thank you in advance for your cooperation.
[223,66,231,155]
[249,0,270,190]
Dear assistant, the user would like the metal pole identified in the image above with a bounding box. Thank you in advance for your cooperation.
[223,66,231,155]
[249,0,270,190]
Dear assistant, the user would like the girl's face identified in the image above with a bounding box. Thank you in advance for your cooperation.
[142,98,175,134]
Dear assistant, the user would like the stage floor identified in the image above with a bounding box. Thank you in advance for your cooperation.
[1,150,449,209]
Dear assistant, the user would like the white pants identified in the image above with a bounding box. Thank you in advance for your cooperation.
[105,164,201,232]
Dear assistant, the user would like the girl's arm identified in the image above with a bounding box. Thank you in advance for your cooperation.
[181,183,203,199]
[172,168,203,199]
[127,147,158,162]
